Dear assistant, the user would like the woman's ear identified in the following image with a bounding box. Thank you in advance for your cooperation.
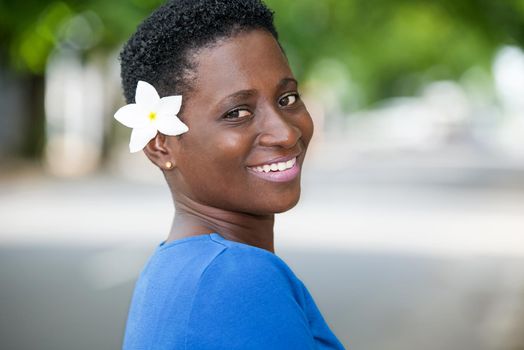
[143,133,177,171]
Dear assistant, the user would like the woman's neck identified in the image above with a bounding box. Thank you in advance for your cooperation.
[167,195,275,253]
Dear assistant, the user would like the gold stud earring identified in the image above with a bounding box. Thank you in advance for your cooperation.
[165,161,173,169]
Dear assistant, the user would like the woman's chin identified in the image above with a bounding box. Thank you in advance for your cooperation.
[279,198,301,213]
[264,190,301,214]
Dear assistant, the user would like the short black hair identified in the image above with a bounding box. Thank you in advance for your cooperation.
[119,0,278,104]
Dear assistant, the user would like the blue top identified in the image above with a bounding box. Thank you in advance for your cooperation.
[123,233,346,349]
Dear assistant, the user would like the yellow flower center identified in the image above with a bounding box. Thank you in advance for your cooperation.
[149,111,157,121]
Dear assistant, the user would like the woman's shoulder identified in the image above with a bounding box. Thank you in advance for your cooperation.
[154,232,304,297]
[184,234,317,349]
[188,233,308,315]
[144,232,299,285]
[202,233,304,291]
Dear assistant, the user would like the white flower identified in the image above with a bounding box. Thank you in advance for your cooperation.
[114,80,188,153]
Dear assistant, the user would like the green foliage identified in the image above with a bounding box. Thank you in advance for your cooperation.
[1,0,524,105]
[0,0,163,73]
[266,0,524,106]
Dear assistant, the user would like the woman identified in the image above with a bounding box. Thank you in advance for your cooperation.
[117,0,346,349]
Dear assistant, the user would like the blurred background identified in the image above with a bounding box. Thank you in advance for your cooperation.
[1,0,524,349]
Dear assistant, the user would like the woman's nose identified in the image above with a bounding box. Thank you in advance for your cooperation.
[257,106,302,149]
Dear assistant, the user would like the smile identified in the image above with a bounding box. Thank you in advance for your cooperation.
[247,157,300,182]
[249,157,296,173]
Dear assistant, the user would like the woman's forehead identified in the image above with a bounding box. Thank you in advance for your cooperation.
[190,30,293,102]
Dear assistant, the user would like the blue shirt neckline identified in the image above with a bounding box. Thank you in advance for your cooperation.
[158,233,223,250]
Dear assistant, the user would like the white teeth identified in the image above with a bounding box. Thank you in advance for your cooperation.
[250,157,297,173]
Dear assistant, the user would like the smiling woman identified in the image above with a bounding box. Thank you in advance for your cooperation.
[118,0,345,349]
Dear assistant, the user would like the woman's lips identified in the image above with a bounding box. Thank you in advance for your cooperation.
[247,157,300,182]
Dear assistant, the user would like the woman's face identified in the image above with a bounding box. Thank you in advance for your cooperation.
[170,29,314,215]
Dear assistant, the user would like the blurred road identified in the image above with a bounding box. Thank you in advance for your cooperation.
[1,157,524,350]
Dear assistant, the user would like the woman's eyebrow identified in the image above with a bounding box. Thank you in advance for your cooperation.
[277,77,298,90]
[222,90,257,103]
[215,90,256,110]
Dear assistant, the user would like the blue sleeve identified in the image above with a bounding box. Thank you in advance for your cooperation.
[184,248,316,350]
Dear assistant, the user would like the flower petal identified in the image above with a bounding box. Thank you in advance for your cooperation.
[129,126,157,153]
[135,81,160,108]
[114,104,149,129]
[157,95,182,116]
[155,114,189,136]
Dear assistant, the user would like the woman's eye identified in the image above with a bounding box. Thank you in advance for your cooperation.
[279,93,299,107]
[224,109,252,120]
